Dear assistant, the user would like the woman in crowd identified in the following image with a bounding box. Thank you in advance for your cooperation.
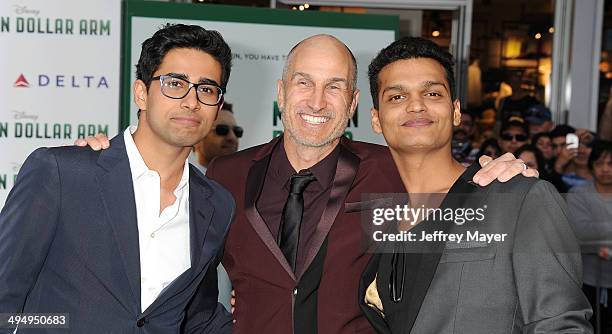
[555,130,596,189]
[514,144,545,171]
[476,138,501,160]
[567,140,612,332]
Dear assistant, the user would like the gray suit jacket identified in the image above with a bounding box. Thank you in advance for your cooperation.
[360,163,593,334]
[0,135,234,333]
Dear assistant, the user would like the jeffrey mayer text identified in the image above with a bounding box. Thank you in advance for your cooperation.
[373,230,508,243]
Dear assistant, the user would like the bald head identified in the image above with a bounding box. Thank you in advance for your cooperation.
[282,34,358,91]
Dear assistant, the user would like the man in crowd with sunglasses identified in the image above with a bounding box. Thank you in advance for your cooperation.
[192,102,243,173]
[499,115,530,154]
[0,24,234,333]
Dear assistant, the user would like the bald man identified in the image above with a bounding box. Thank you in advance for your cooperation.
[205,35,534,334]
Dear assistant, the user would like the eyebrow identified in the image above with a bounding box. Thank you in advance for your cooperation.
[422,80,448,91]
[292,72,348,85]
[381,81,448,95]
[381,84,405,96]
[164,72,221,86]
[292,72,312,81]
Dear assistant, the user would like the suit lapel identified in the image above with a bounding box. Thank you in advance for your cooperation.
[142,167,217,316]
[297,143,359,280]
[244,137,297,281]
[401,163,481,331]
[188,166,215,273]
[95,135,141,313]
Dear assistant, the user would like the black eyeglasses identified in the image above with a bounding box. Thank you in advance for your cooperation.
[152,75,224,106]
[213,124,243,138]
[501,133,529,142]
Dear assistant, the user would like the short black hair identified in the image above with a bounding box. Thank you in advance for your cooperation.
[549,124,575,139]
[588,140,612,170]
[136,24,232,90]
[368,37,456,109]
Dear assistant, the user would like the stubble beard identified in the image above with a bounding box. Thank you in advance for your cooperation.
[280,106,348,148]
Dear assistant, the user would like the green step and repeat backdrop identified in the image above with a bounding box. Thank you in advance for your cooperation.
[122,1,398,150]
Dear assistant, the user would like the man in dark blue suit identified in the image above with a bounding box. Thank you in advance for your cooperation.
[0,24,234,333]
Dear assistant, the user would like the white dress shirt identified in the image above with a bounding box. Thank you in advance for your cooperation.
[123,126,191,312]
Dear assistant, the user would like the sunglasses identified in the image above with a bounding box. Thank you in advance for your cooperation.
[501,133,528,142]
[213,124,244,138]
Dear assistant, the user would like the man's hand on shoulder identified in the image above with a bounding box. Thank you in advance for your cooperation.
[473,152,539,186]
[74,133,110,151]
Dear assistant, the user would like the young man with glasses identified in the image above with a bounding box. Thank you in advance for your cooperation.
[0,24,234,333]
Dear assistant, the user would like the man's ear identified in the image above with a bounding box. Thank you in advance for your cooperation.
[371,107,382,134]
[133,80,148,111]
[276,80,285,111]
[348,89,360,118]
[452,99,461,126]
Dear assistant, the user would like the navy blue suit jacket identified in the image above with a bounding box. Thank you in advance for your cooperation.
[0,134,234,333]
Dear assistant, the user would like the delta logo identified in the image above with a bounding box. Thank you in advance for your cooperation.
[14,74,29,87]
[13,73,109,89]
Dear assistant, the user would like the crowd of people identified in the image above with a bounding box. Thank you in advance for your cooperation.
[453,82,612,331]
[453,97,609,194]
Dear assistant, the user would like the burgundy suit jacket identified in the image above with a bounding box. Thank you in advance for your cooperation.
[207,135,404,333]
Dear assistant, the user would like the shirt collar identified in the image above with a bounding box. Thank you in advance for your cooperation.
[270,137,340,191]
[124,126,149,180]
[123,126,190,193]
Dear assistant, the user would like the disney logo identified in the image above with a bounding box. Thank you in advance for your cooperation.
[13,110,39,121]
[14,5,40,16]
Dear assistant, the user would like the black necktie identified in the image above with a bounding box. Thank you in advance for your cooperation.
[278,171,316,272]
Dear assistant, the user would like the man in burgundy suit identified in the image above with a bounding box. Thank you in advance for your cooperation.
[205,35,536,334]
[79,34,535,333]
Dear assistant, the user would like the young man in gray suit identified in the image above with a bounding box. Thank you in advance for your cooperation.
[0,24,234,333]
[359,37,592,334]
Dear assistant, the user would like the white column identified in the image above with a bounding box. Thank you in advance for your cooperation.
[568,0,604,130]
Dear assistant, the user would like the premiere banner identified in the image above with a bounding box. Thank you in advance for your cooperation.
[123,2,398,152]
[0,1,121,206]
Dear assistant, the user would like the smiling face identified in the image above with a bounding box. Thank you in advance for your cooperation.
[277,36,359,149]
[370,58,460,154]
[134,48,222,148]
